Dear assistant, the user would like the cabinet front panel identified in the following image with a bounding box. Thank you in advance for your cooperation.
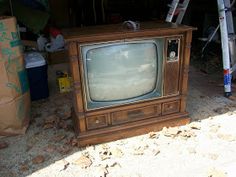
[164,38,181,96]
[86,114,108,130]
[162,101,180,115]
[111,104,161,125]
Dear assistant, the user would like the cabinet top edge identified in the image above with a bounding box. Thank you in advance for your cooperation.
[62,21,196,42]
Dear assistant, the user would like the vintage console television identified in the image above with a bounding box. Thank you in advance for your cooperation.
[63,21,195,146]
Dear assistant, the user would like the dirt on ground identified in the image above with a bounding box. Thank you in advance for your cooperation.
[1,64,236,177]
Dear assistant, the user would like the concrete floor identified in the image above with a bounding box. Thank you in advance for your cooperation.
[1,62,236,177]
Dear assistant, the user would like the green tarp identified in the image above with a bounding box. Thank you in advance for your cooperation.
[0,0,50,34]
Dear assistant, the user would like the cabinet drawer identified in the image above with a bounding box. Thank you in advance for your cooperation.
[112,105,161,125]
[86,115,108,130]
[162,101,180,115]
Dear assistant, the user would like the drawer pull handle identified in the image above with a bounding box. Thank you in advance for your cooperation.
[95,119,100,124]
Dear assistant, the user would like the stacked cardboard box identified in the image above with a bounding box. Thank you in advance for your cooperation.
[47,49,68,65]
[0,16,31,135]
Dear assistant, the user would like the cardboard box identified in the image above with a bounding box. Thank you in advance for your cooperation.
[0,55,29,103]
[0,92,31,136]
[22,40,38,49]
[47,49,68,65]
[0,16,23,60]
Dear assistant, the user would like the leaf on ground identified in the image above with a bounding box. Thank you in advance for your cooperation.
[55,106,72,120]
[61,161,70,171]
[44,115,59,124]
[188,122,201,130]
[20,164,29,172]
[32,155,45,164]
[110,147,123,158]
[51,134,66,142]
[74,155,92,169]
[132,147,146,156]
[99,149,112,160]
[66,137,79,147]
[217,133,236,142]
[148,131,159,139]
[58,120,68,129]
[179,130,196,139]
[26,145,33,152]
[57,146,72,155]
[0,141,8,149]
[162,127,181,137]
[213,107,229,114]
[43,123,54,129]
[44,145,56,153]
[152,149,160,156]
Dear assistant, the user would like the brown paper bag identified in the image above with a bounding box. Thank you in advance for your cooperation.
[0,16,31,135]
[0,16,22,60]
[0,92,31,135]
[0,56,29,103]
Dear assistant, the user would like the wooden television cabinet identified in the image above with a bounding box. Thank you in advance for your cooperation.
[63,21,195,146]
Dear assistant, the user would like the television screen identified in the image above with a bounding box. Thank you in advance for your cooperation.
[81,39,164,109]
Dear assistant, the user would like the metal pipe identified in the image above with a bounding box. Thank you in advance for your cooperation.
[166,0,180,22]
[217,0,232,97]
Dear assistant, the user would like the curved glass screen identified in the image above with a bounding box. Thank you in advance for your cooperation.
[86,43,158,101]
